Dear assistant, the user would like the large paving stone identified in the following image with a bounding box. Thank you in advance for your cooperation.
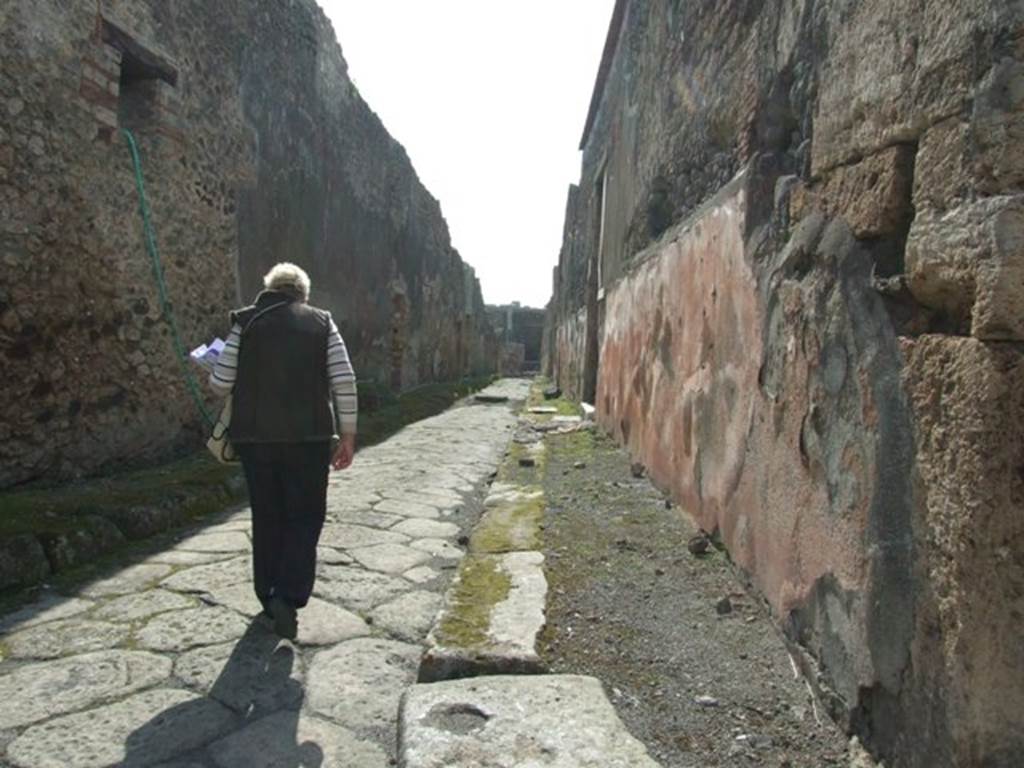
[383,490,463,509]
[326,509,404,529]
[370,591,443,642]
[0,650,172,729]
[350,543,431,575]
[198,519,252,534]
[5,688,235,768]
[0,595,94,634]
[142,550,234,566]
[306,637,420,731]
[175,635,302,714]
[135,605,249,652]
[392,519,460,539]
[420,552,547,682]
[398,675,661,767]
[319,523,409,550]
[314,567,412,612]
[3,619,129,660]
[317,546,355,565]
[80,564,174,598]
[297,597,371,646]
[403,565,441,585]
[174,531,250,553]
[409,538,464,560]
[208,711,388,768]
[92,590,196,623]
[160,556,251,593]
[374,498,441,519]
[200,581,263,617]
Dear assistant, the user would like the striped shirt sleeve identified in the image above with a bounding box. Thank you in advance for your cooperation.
[209,324,241,396]
[328,318,358,435]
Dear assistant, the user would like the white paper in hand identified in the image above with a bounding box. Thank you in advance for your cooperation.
[190,338,225,373]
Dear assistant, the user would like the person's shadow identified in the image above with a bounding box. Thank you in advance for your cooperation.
[123,618,324,767]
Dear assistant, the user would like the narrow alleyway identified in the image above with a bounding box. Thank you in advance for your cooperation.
[0,379,861,767]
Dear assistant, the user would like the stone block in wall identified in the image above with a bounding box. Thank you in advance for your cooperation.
[973,56,1024,197]
[37,515,126,573]
[899,335,1024,766]
[797,146,915,239]
[0,534,51,591]
[913,118,973,212]
[905,196,1024,340]
[915,57,1024,212]
[101,504,188,541]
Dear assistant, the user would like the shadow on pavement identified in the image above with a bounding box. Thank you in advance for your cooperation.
[123,618,323,767]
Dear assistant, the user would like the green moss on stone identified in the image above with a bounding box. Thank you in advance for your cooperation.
[470,491,545,554]
[436,555,512,649]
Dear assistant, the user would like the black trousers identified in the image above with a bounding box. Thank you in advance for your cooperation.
[237,441,331,609]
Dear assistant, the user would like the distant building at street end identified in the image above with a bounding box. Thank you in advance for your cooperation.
[486,302,545,375]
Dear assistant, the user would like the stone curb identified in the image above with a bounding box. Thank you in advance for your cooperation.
[398,675,662,768]
[418,551,547,683]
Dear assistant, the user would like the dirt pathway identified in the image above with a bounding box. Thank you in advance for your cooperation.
[538,426,855,767]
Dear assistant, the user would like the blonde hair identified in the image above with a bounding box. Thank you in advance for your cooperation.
[263,262,311,301]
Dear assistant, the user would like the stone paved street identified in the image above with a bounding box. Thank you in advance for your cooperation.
[0,380,531,768]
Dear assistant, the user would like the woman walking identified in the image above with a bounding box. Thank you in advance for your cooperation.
[209,262,357,639]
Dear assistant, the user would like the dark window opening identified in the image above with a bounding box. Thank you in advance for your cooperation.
[101,18,178,132]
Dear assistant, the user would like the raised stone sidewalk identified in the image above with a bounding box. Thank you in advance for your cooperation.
[0,380,531,768]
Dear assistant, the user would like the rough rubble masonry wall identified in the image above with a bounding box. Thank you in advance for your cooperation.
[0,0,497,488]
[544,1,1023,766]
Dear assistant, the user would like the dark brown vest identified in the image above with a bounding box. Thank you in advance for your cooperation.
[228,290,334,444]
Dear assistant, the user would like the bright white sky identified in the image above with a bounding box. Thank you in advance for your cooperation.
[319,1,615,308]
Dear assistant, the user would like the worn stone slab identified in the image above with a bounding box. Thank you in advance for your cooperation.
[403,566,441,585]
[6,688,235,768]
[319,523,410,550]
[398,675,661,768]
[374,498,442,519]
[314,567,412,612]
[327,509,404,529]
[161,556,251,593]
[410,538,465,561]
[199,519,252,534]
[175,637,303,714]
[135,605,250,652]
[174,531,250,553]
[0,595,94,634]
[420,552,547,682]
[392,519,460,539]
[470,487,544,554]
[350,543,432,574]
[92,589,197,623]
[80,563,174,598]
[143,550,234,567]
[3,618,130,660]
[208,711,389,768]
[318,546,355,565]
[370,591,443,642]
[383,490,463,509]
[202,581,263,617]
[0,650,172,729]
[307,637,421,731]
[297,597,371,646]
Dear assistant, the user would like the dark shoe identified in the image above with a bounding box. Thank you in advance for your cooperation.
[267,596,298,640]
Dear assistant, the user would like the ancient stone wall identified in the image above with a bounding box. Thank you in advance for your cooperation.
[0,0,496,488]
[545,1,1023,765]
